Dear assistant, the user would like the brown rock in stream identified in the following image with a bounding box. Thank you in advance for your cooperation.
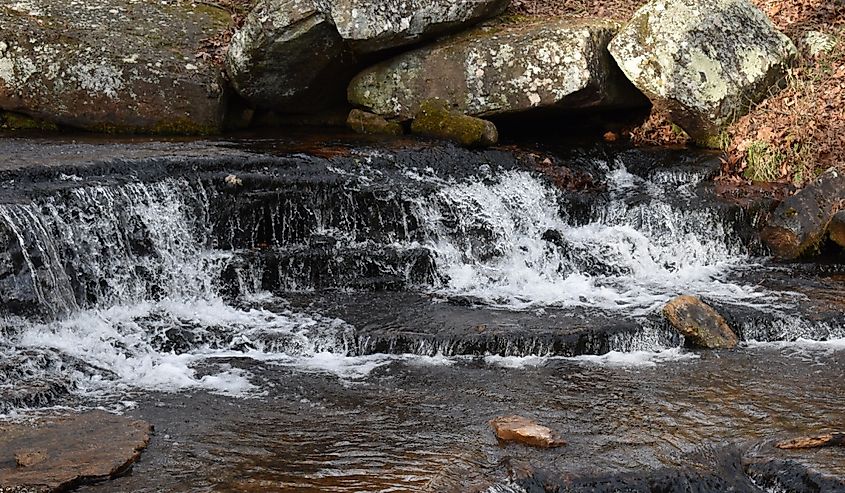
[776,433,845,450]
[347,109,403,136]
[663,295,738,349]
[761,167,845,259]
[0,411,152,492]
[829,211,845,249]
[489,415,566,448]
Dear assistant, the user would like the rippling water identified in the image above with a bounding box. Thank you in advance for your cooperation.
[0,143,842,492]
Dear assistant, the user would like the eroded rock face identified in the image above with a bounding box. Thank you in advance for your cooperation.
[330,0,509,54]
[225,0,356,113]
[0,0,230,133]
[349,19,647,120]
[0,411,152,492]
[761,168,845,259]
[608,0,796,146]
[489,415,566,448]
[663,295,738,349]
[411,99,498,147]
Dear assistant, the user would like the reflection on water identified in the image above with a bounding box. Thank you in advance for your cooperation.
[76,344,844,493]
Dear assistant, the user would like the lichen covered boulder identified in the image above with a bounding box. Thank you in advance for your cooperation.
[608,0,797,147]
[761,168,845,259]
[663,295,738,349]
[349,19,647,120]
[330,0,509,54]
[225,0,356,113]
[411,99,498,147]
[0,0,231,134]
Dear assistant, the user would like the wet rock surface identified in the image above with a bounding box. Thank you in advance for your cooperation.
[490,415,566,448]
[663,295,738,349]
[225,0,356,113]
[330,0,509,54]
[0,411,152,492]
[348,19,647,120]
[761,167,845,259]
[608,0,796,146]
[0,0,230,133]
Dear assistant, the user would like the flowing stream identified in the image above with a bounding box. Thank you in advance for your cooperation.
[0,140,842,492]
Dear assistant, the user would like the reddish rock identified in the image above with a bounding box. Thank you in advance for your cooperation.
[0,411,152,492]
[663,295,738,349]
[490,415,566,448]
[776,433,845,450]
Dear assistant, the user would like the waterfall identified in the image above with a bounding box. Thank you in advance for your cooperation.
[0,150,840,413]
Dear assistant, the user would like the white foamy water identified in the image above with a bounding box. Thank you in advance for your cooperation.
[0,157,838,415]
[9,297,354,398]
[415,167,766,313]
[569,348,700,367]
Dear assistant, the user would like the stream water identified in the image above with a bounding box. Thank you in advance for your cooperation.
[0,137,842,492]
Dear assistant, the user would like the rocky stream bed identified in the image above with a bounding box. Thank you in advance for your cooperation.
[0,133,841,492]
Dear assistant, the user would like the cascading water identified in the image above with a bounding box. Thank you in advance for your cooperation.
[413,166,763,313]
[0,146,842,416]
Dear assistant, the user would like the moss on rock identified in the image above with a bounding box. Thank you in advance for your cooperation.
[410,99,498,147]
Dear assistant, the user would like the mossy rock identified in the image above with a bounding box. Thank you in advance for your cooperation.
[0,111,58,131]
[411,99,498,147]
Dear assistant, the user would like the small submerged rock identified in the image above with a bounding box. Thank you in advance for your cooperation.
[411,99,498,147]
[776,433,845,450]
[663,295,738,349]
[0,411,152,492]
[490,415,566,448]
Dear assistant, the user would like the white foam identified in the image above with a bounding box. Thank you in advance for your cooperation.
[483,354,550,368]
[569,348,700,367]
[414,168,768,313]
[13,297,352,397]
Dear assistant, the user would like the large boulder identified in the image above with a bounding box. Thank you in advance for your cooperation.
[608,0,797,147]
[348,19,648,121]
[330,0,509,54]
[663,295,738,349]
[0,0,231,134]
[761,168,845,259]
[225,0,356,113]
